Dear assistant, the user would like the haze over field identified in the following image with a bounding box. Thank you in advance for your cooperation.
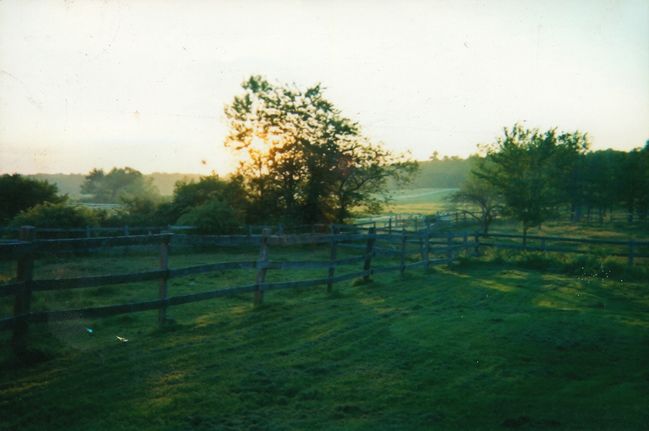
[1,0,648,175]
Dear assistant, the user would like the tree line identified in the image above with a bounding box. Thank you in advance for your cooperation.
[2,76,646,234]
[451,124,649,237]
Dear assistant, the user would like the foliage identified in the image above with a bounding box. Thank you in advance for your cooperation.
[224,75,416,224]
[80,167,160,204]
[170,175,246,219]
[449,163,501,234]
[176,198,243,234]
[0,174,65,224]
[10,203,100,228]
[474,124,589,238]
[103,196,170,227]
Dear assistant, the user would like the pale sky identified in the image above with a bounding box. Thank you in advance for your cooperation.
[0,0,647,175]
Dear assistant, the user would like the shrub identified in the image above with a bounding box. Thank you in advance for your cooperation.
[176,199,242,234]
[0,174,64,224]
[10,203,100,228]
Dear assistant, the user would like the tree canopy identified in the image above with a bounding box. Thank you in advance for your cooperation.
[80,167,160,204]
[224,75,416,224]
[473,124,589,237]
[0,174,64,225]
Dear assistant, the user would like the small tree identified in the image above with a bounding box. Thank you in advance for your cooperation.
[450,170,501,234]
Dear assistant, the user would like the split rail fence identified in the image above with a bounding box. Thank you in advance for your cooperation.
[0,226,475,355]
[477,232,649,266]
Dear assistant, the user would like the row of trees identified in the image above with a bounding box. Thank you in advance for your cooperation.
[2,171,246,233]
[452,124,649,237]
[4,76,415,232]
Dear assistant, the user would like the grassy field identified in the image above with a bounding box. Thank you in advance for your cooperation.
[381,188,457,215]
[1,242,648,430]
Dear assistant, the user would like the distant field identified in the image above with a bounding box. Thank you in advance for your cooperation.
[1,243,648,430]
[382,188,456,215]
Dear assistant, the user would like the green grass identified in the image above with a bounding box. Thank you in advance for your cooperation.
[382,188,456,215]
[1,244,648,430]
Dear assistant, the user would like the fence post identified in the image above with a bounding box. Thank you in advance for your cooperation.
[362,227,376,282]
[388,217,392,234]
[12,226,36,357]
[541,237,547,253]
[400,229,407,276]
[474,232,480,256]
[327,229,338,293]
[463,232,468,256]
[446,232,453,263]
[628,240,636,267]
[254,228,270,306]
[158,233,172,325]
[423,227,431,271]
[123,225,129,236]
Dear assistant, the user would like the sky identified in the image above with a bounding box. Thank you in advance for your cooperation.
[0,0,647,175]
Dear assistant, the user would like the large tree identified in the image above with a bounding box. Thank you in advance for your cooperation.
[475,124,587,241]
[224,76,415,224]
[449,166,502,234]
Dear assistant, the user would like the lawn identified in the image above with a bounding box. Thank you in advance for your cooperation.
[1,243,648,430]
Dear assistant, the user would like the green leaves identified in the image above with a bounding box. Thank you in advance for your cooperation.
[223,75,415,224]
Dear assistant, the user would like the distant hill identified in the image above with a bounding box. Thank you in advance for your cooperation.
[29,172,203,197]
[147,173,202,195]
[394,156,474,189]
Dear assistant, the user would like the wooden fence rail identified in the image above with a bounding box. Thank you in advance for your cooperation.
[0,226,475,355]
[476,232,649,262]
[2,225,647,356]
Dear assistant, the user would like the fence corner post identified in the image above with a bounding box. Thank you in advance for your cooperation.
[12,226,36,357]
[446,232,453,263]
[158,233,172,325]
[362,227,376,283]
[254,228,271,306]
[474,231,480,256]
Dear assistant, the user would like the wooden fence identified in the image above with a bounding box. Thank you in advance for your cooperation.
[2,225,646,356]
[0,226,476,356]
[477,232,649,266]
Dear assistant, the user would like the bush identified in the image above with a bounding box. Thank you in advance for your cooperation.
[176,199,242,234]
[0,174,64,224]
[10,203,100,228]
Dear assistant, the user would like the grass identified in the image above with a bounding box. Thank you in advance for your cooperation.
[1,242,648,430]
[381,188,457,215]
